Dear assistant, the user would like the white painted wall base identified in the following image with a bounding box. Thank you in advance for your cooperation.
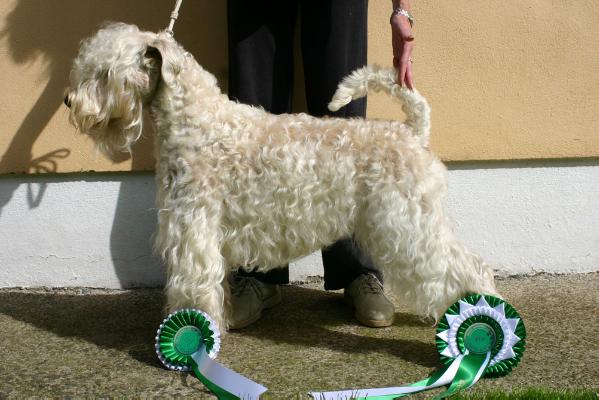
[1,161,597,288]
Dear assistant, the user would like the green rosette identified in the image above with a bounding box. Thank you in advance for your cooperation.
[156,309,267,399]
[436,294,526,378]
[155,308,220,372]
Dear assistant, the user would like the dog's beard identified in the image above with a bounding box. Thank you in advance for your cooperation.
[68,84,145,160]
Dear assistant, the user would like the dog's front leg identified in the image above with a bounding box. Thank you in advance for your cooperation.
[156,208,228,331]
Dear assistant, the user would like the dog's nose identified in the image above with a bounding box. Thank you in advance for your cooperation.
[64,95,71,108]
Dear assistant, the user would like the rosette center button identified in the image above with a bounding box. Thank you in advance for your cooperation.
[464,322,496,354]
[174,326,203,355]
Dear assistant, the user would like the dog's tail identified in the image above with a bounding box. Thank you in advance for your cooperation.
[328,65,430,144]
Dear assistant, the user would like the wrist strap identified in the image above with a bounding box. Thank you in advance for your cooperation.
[391,7,414,27]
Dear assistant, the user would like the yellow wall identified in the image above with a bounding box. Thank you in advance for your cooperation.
[1,0,598,174]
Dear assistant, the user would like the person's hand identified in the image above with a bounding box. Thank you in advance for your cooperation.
[391,9,414,89]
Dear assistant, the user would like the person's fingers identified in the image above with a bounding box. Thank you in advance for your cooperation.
[392,37,404,85]
[399,61,408,87]
[405,60,414,90]
[398,41,414,87]
[401,41,414,89]
[391,19,414,87]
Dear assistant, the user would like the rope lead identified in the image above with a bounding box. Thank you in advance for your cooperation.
[166,0,184,36]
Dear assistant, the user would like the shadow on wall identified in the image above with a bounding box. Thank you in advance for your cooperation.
[0,0,228,186]
[0,0,228,287]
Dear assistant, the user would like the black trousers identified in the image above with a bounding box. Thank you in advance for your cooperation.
[227,0,381,289]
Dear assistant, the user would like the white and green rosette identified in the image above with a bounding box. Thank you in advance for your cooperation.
[436,294,526,380]
[310,294,526,400]
[156,309,267,399]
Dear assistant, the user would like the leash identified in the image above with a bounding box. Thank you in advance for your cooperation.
[165,0,184,36]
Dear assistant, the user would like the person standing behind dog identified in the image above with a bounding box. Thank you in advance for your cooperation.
[226,0,415,329]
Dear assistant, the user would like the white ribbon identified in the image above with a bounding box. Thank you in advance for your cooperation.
[191,349,268,400]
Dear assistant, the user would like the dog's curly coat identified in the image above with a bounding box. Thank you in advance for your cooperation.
[65,23,498,331]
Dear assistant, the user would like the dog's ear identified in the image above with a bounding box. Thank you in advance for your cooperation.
[148,35,181,87]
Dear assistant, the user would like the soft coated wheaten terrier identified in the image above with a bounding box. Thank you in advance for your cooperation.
[65,23,498,331]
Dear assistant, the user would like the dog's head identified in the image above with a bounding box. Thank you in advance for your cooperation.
[64,22,174,160]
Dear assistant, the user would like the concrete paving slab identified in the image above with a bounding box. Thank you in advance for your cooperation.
[0,274,597,398]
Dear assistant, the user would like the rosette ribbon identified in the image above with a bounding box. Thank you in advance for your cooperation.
[156,309,267,399]
[309,295,526,399]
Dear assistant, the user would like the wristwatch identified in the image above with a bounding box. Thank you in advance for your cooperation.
[390,7,414,27]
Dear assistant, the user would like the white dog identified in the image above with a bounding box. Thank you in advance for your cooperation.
[65,23,498,331]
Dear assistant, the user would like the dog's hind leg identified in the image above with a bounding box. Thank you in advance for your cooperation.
[156,206,229,331]
[354,174,498,322]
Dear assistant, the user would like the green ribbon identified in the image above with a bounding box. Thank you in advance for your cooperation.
[192,351,239,400]
[159,296,524,400]
[354,367,448,400]
[190,347,267,400]
[156,309,267,400]
[312,351,490,400]
[434,352,490,399]
[310,295,524,400]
